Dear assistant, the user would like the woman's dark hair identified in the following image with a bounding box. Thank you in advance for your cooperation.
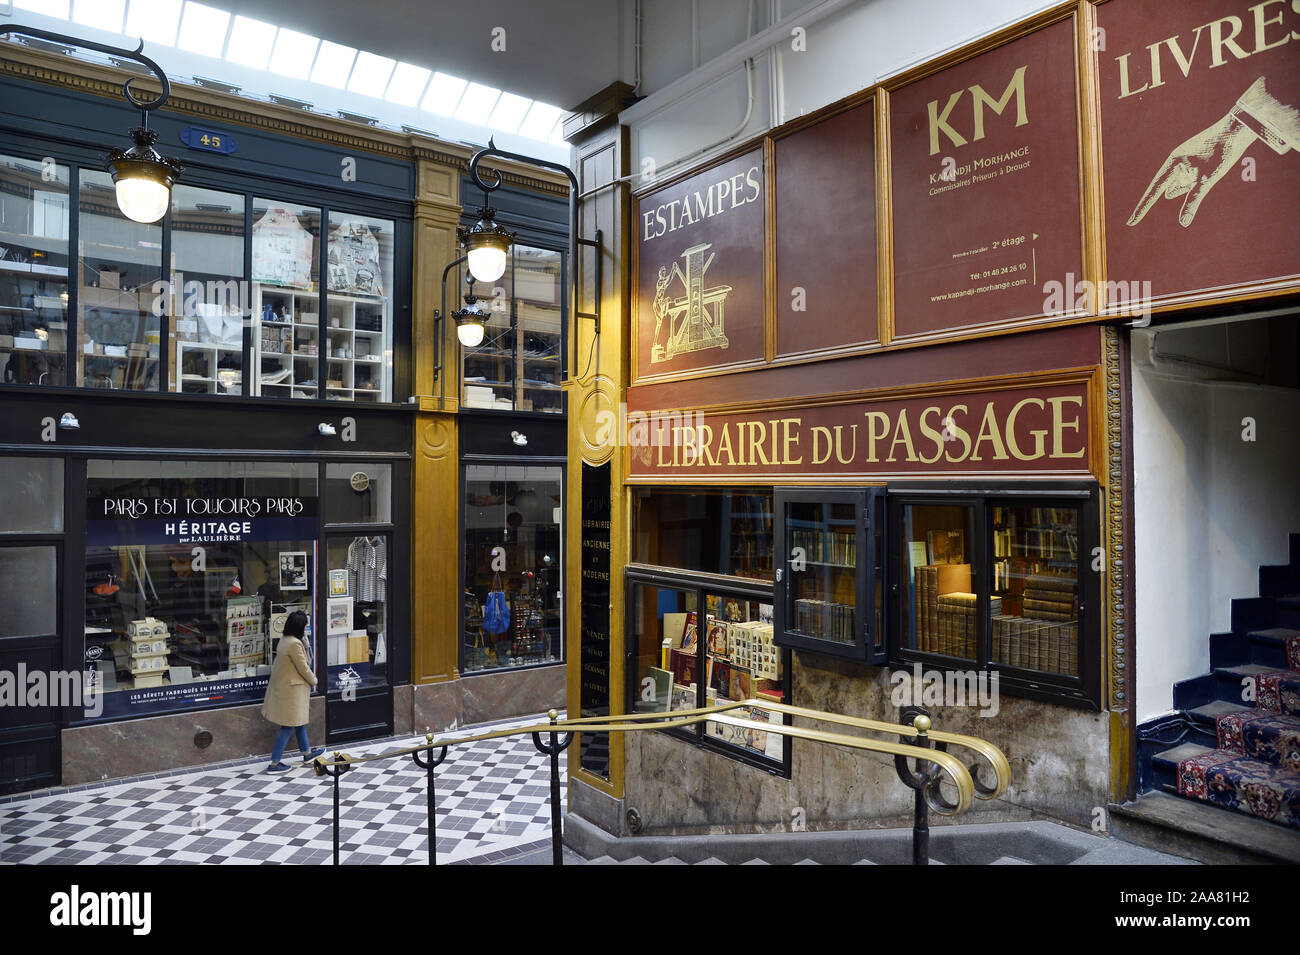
[283,610,308,639]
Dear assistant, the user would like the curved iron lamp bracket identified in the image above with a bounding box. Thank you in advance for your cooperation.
[466,139,601,375]
[0,25,171,120]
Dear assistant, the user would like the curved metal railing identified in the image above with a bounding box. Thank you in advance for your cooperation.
[313,700,1010,865]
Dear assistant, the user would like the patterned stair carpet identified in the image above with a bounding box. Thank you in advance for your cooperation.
[1178,635,1300,828]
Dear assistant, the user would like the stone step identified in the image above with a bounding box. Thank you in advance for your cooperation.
[1110,790,1300,864]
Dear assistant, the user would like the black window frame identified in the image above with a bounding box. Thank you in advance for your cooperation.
[624,563,793,777]
[772,486,887,663]
[886,482,1102,710]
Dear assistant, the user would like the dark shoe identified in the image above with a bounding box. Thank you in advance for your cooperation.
[267,762,292,774]
[301,747,325,764]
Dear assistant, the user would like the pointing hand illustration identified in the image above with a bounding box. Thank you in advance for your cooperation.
[1127,77,1299,230]
[1127,113,1255,228]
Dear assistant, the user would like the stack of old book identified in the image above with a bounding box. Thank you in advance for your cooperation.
[915,563,972,653]
[992,574,1078,674]
[934,592,1002,658]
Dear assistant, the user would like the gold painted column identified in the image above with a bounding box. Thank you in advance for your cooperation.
[411,150,463,685]
[564,103,632,800]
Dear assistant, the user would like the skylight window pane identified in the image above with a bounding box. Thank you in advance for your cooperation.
[268,27,319,80]
[14,0,71,17]
[125,0,183,46]
[309,40,356,89]
[346,51,395,98]
[517,102,563,141]
[176,2,229,56]
[72,0,125,32]
[420,72,467,116]
[488,92,532,134]
[454,82,500,124]
[225,14,277,70]
[384,62,431,107]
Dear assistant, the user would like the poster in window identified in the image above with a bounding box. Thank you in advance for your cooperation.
[279,551,309,590]
[327,597,353,635]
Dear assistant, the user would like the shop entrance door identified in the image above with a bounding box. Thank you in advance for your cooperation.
[323,533,394,745]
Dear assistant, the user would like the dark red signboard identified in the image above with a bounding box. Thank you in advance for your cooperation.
[1098,0,1300,309]
[634,148,766,380]
[774,100,878,358]
[889,17,1085,341]
[625,377,1095,481]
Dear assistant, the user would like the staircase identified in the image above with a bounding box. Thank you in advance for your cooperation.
[1150,533,1300,830]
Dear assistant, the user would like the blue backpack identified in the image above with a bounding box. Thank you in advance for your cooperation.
[483,574,510,634]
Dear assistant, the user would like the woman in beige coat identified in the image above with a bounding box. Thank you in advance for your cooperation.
[263,611,323,773]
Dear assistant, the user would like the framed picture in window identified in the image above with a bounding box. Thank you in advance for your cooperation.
[327,597,353,636]
[279,551,309,590]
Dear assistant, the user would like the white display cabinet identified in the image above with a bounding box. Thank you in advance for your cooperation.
[252,283,389,400]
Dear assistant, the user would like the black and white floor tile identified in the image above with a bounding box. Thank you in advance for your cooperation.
[0,713,564,865]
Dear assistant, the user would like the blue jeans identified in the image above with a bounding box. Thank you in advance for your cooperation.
[271,725,310,763]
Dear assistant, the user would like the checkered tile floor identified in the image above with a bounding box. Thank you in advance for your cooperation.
[0,714,564,865]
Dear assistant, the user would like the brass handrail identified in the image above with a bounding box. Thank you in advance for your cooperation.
[314,699,1011,821]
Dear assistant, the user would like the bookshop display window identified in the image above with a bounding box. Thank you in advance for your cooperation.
[462,464,563,672]
[83,460,318,719]
[772,487,886,662]
[627,570,790,773]
[632,487,774,581]
[78,170,162,391]
[0,153,69,387]
[461,244,564,413]
[890,490,1097,708]
[170,185,246,395]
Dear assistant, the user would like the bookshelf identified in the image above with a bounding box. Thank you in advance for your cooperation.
[773,487,884,662]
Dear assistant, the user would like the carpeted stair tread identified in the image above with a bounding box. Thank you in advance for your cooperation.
[1256,671,1300,716]
[1217,710,1300,771]
[1217,663,1288,678]
[1177,749,1300,828]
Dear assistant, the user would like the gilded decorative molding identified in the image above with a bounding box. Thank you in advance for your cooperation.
[1102,325,1126,709]
[418,416,453,462]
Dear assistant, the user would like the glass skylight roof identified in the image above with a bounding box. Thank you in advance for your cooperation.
[4,0,568,146]
[124,0,182,46]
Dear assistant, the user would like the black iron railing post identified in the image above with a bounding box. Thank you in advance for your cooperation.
[531,708,574,866]
[314,752,351,866]
[411,735,448,865]
[893,707,940,866]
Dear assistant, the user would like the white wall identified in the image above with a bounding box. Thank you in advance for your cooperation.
[1132,336,1300,723]
[622,0,1057,183]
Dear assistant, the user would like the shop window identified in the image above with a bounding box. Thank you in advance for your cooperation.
[461,244,563,414]
[78,170,163,390]
[0,154,70,387]
[170,185,245,395]
[901,503,978,661]
[325,463,392,524]
[990,504,1081,677]
[890,491,1097,708]
[0,546,57,639]
[632,487,774,581]
[324,535,388,692]
[626,570,790,773]
[251,199,321,399]
[773,487,887,662]
[325,213,394,402]
[83,460,318,719]
[0,457,62,534]
[462,464,563,672]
